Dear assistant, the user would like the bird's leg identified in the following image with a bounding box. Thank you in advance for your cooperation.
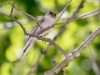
[40,36,47,45]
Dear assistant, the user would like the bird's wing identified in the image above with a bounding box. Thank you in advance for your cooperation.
[27,17,45,41]
[31,17,45,34]
[38,17,45,24]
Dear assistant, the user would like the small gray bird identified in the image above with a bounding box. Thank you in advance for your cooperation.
[18,11,56,60]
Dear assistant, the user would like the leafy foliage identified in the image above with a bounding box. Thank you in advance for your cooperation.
[0,0,100,75]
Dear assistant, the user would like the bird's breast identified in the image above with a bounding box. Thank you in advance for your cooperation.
[41,18,55,28]
[38,17,55,36]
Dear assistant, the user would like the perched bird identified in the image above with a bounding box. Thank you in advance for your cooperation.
[18,11,56,60]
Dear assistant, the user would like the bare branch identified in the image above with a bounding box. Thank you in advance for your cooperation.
[53,61,67,75]
[7,0,43,30]
[27,0,85,74]
[74,8,100,20]
[55,0,72,23]
[0,11,27,35]
[26,34,68,57]
[55,0,85,41]
[5,0,28,34]
[9,0,17,16]
[0,12,10,17]
[45,38,68,57]
[44,26,100,75]
[65,0,85,24]
[7,1,37,22]
[56,8,100,26]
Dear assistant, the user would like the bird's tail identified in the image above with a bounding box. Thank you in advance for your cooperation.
[18,37,37,60]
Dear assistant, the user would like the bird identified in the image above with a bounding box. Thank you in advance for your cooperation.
[18,11,56,60]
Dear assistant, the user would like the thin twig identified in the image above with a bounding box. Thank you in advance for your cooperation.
[56,8,100,25]
[7,0,43,30]
[55,0,72,23]
[7,1,37,22]
[74,8,100,20]
[0,12,10,17]
[6,0,28,34]
[10,0,17,16]
[0,12,27,35]
[65,0,85,24]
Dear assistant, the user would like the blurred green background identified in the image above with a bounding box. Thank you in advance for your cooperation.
[0,0,100,75]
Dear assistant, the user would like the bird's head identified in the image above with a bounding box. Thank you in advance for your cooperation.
[46,11,56,18]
